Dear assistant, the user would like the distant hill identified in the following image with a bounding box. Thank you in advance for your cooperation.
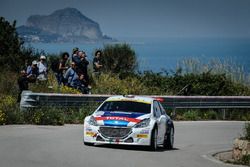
[17,8,114,43]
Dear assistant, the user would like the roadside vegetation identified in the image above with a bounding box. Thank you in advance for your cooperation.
[235,155,250,166]
[233,122,250,166]
[243,122,250,141]
[240,122,250,166]
[0,17,250,125]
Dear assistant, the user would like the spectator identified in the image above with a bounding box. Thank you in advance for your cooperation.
[78,51,89,84]
[93,50,103,75]
[37,55,48,81]
[71,47,79,63]
[64,62,79,87]
[74,74,91,94]
[17,70,29,102]
[56,52,70,85]
[26,60,39,83]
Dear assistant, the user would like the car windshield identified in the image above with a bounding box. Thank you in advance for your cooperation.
[98,101,151,114]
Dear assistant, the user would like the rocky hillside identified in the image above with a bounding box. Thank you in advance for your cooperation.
[17,8,113,43]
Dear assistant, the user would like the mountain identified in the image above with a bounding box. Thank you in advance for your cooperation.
[17,8,114,43]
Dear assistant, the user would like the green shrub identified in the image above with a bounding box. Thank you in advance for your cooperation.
[0,109,6,125]
[138,71,172,95]
[227,110,250,121]
[78,107,94,121]
[200,110,218,120]
[0,95,24,124]
[240,155,250,166]
[178,57,250,85]
[242,113,250,121]
[62,102,101,123]
[22,103,99,125]
[235,155,250,166]
[101,43,138,74]
[0,71,19,96]
[30,107,65,125]
[91,73,148,95]
[244,122,250,141]
[5,107,24,124]
[183,110,199,121]
[64,108,82,124]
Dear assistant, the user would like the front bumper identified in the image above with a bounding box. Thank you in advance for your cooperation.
[83,124,152,146]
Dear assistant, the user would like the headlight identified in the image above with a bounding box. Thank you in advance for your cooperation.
[88,116,97,126]
[134,118,150,128]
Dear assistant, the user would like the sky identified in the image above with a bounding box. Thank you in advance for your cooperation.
[0,0,250,38]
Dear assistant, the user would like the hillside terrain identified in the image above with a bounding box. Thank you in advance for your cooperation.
[17,8,113,43]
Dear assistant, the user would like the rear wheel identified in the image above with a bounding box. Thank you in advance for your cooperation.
[163,126,174,149]
[149,127,158,151]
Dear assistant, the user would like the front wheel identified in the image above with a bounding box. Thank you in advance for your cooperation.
[149,127,158,151]
[163,126,174,149]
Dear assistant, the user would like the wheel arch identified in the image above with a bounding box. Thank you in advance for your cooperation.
[166,120,174,134]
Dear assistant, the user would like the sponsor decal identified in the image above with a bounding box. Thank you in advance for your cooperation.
[103,120,128,126]
[140,129,150,134]
[94,112,149,127]
[136,134,148,138]
[95,111,105,116]
[95,116,141,123]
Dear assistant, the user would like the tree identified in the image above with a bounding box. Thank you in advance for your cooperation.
[0,17,36,72]
[101,44,138,75]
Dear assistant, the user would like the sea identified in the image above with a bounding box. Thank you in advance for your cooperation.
[27,37,250,73]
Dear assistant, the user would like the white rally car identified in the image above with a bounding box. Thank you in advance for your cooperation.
[83,95,174,150]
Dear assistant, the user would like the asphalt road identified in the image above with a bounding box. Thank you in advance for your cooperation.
[0,121,245,167]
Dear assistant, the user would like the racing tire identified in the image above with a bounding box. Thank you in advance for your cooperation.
[163,126,174,149]
[149,127,158,151]
[84,142,94,146]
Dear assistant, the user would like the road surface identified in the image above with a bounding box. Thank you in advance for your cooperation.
[0,121,245,167]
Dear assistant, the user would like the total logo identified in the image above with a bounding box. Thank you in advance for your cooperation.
[106,117,129,121]
[95,116,141,123]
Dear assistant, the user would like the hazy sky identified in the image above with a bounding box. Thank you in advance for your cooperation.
[0,0,250,38]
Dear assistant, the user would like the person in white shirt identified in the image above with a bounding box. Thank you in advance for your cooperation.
[37,55,48,81]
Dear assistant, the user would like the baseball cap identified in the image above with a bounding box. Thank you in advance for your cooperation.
[40,55,46,60]
[32,60,38,65]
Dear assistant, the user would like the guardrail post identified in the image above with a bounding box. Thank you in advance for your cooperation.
[171,108,176,119]
[222,109,226,120]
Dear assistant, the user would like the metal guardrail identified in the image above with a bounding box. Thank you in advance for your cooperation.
[20,91,110,110]
[157,95,250,109]
[20,91,250,110]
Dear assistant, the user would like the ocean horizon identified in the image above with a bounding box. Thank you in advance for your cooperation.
[27,37,250,73]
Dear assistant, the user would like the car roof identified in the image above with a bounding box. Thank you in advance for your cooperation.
[105,95,154,104]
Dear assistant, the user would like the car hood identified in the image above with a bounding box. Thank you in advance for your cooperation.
[93,111,151,127]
